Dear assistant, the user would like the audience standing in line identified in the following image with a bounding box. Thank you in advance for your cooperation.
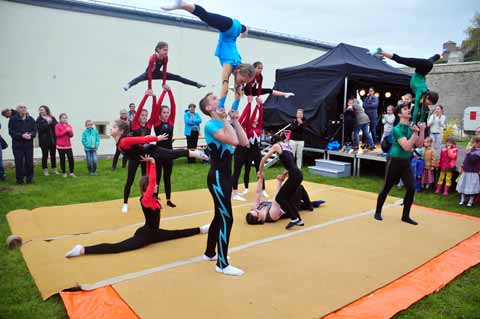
[427,105,446,157]
[363,87,379,144]
[0,123,6,181]
[36,105,58,176]
[55,113,76,178]
[184,103,202,163]
[127,103,136,122]
[82,120,100,176]
[8,104,37,184]
[112,109,129,170]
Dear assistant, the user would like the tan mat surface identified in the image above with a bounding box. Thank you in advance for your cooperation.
[8,181,330,241]
[21,182,343,299]
[114,205,480,319]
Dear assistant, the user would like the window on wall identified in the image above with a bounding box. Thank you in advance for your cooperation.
[94,121,109,138]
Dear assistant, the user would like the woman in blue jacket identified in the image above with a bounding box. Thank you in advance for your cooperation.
[184,103,202,163]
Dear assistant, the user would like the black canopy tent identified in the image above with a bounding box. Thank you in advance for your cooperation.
[263,43,412,147]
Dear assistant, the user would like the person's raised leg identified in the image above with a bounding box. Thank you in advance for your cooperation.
[219,64,234,109]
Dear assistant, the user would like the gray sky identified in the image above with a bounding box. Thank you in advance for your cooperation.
[104,0,477,65]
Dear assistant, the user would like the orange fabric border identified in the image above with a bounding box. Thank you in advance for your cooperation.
[323,206,480,319]
[60,286,139,319]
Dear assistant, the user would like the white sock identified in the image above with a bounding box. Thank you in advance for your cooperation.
[284,92,295,98]
[200,224,210,234]
[122,203,128,213]
[161,0,185,11]
[262,190,269,198]
[216,265,244,276]
[202,254,230,261]
[232,194,246,202]
[65,244,84,258]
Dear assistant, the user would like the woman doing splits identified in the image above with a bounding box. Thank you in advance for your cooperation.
[162,1,255,111]
[243,61,294,99]
[124,41,205,92]
[375,49,439,124]
[258,134,305,229]
[65,156,209,257]
[246,173,324,225]
[375,103,426,225]
[198,92,249,276]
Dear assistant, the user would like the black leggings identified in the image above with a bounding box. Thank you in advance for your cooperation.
[205,168,233,269]
[156,159,173,200]
[276,171,304,221]
[376,158,415,217]
[391,54,439,76]
[112,147,127,169]
[128,71,200,89]
[40,145,56,169]
[232,146,248,190]
[186,131,199,163]
[144,146,189,162]
[124,159,146,204]
[192,5,233,32]
[245,143,265,190]
[58,148,74,174]
[85,225,199,254]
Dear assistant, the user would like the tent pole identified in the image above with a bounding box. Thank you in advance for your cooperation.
[342,76,348,147]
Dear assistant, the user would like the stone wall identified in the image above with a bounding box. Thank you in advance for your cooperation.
[400,62,480,124]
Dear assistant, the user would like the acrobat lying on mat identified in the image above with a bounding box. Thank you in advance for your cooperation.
[375,49,439,124]
[245,173,324,225]
[65,156,209,257]
[162,1,255,111]
[124,41,205,92]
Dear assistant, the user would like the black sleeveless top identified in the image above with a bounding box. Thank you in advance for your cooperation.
[154,121,174,149]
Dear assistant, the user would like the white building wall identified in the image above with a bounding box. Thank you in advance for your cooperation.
[0,0,327,160]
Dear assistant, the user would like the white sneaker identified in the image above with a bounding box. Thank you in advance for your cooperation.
[202,254,230,261]
[161,0,185,11]
[69,173,77,178]
[122,203,128,214]
[284,92,295,99]
[200,224,210,234]
[63,173,67,178]
[240,189,249,195]
[232,194,246,202]
[262,190,269,198]
[65,244,84,258]
[53,168,59,175]
[459,201,464,206]
[191,149,209,161]
[216,265,244,276]
[43,169,49,176]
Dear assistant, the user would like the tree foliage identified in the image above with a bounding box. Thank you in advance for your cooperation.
[464,12,480,57]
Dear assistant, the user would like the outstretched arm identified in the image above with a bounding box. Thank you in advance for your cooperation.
[258,144,280,177]
[132,94,150,131]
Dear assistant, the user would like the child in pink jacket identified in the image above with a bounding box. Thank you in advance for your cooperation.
[435,136,457,196]
[55,113,76,177]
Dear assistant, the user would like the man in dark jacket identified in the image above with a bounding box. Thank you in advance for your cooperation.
[9,104,37,184]
[363,87,379,144]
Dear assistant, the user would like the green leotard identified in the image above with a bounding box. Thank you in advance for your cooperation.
[391,123,414,159]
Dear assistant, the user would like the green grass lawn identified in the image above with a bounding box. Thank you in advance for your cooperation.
[0,159,479,319]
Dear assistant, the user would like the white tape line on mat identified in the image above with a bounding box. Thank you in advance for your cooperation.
[30,187,337,243]
[80,199,402,291]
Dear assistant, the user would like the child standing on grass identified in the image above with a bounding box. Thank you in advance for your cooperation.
[55,113,76,178]
[81,120,100,176]
[411,148,425,192]
[435,136,457,196]
[421,136,436,190]
[456,136,480,207]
